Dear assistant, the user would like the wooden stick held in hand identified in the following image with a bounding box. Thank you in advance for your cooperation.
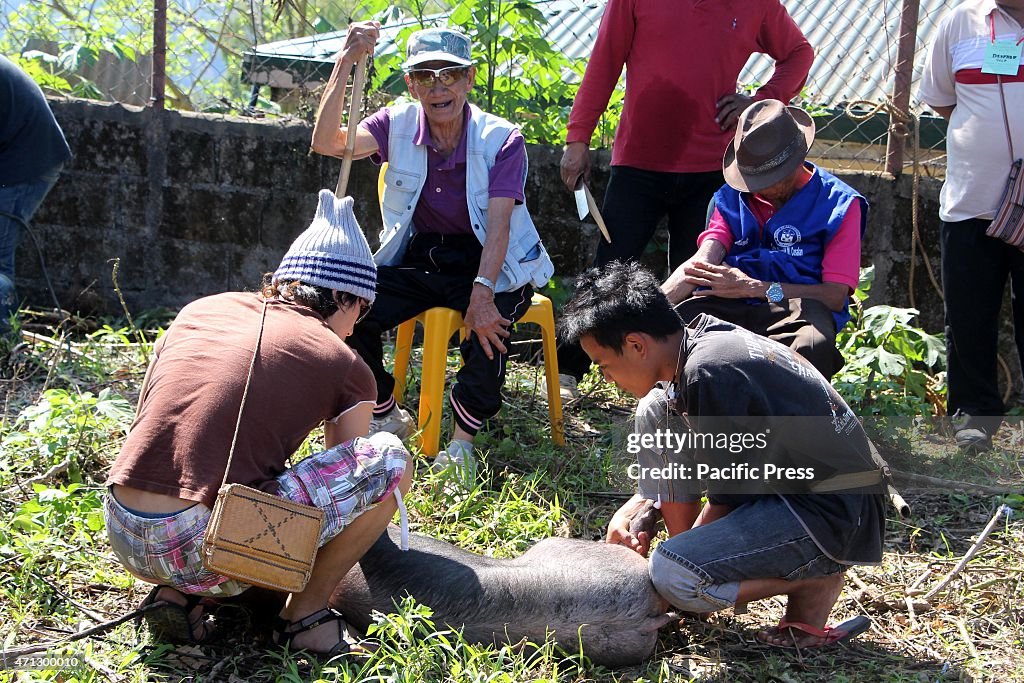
[336,54,368,197]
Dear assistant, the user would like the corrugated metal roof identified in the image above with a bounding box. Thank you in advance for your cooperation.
[742,0,951,111]
[244,0,953,111]
[242,0,607,89]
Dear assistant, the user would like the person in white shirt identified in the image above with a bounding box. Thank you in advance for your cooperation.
[918,0,1024,451]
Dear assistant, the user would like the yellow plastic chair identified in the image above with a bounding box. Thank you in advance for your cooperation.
[379,164,565,456]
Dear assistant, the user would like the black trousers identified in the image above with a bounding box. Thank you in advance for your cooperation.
[940,218,1024,432]
[676,296,843,379]
[1013,272,1024,389]
[347,233,533,436]
[558,165,725,380]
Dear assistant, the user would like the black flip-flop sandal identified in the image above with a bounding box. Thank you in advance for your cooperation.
[137,585,215,644]
[273,608,368,658]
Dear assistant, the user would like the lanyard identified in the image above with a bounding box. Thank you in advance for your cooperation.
[990,12,1024,46]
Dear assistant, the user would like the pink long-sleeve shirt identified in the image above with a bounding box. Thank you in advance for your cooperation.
[566,0,813,173]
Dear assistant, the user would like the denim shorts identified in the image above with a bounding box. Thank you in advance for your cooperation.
[649,495,844,613]
[104,433,408,596]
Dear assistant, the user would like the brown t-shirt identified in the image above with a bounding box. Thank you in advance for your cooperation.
[107,293,376,508]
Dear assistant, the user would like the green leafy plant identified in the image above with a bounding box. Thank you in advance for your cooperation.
[835,266,946,416]
[2,388,135,489]
[13,484,106,543]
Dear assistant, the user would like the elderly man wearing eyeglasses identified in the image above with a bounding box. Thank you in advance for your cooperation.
[312,23,553,479]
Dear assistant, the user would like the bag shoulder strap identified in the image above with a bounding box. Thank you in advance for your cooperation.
[998,75,1017,162]
[220,299,269,490]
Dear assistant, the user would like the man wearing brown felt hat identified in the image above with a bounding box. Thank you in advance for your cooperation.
[663,100,868,380]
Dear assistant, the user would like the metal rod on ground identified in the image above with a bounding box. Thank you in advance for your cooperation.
[337,55,368,197]
[919,505,1012,600]
[884,0,920,175]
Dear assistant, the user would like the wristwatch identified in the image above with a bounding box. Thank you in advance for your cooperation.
[765,281,784,303]
[473,275,496,293]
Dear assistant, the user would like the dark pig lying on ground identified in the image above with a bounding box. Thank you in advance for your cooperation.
[330,527,674,666]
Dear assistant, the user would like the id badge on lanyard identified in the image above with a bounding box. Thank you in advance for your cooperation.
[982,12,1024,76]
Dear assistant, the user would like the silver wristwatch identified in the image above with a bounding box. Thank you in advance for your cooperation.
[765,281,784,303]
[473,275,496,293]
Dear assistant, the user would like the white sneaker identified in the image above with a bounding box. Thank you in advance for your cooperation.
[558,373,579,401]
[369,405,415,440]
[432,439,477,480]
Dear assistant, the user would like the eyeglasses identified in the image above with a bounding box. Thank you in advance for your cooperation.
[355,298,372,324]
[333,291,372,324]
[406,65,470,88]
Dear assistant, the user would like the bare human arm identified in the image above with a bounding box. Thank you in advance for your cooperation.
[661,500,702,537]
[662,238,728,304]
[309,21,382,160]
[685,264,851,312]
[693,502,733,527]
[715,1,813,130]
[463,197,513,361]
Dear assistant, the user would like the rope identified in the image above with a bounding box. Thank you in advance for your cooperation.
[843,99,943,309]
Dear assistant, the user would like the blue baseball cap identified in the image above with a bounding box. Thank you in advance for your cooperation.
[403,28,473,69]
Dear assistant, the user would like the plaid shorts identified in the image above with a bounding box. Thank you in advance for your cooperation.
[104,432,408,596]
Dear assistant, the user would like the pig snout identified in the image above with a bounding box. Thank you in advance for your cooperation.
[330,529,670,667]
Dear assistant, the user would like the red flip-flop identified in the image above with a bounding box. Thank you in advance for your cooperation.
[759,615,871,649]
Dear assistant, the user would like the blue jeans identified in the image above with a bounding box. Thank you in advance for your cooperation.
[0,167,63,329]
[648,496,844,613]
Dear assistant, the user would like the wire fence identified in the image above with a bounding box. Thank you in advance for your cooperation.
[1,0,954,176]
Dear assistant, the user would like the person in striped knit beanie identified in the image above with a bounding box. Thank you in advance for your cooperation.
[272,188,377,310]
[104,188,411,656]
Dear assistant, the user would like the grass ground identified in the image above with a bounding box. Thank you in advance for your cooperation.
[1,310,1022,683]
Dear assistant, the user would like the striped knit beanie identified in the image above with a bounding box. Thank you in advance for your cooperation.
[274,189,377,303]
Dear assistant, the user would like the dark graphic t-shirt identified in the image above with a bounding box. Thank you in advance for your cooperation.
[670,313,885,565]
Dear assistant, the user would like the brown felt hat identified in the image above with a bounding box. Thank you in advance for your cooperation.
[722,99,815,193]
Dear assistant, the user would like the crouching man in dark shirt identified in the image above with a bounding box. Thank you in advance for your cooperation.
[559,260,886,649]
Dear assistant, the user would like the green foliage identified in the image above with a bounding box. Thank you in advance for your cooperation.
[359,0,587,145]
[12,484,106,542]
[9,53,92,98]
[5,0,606,145]
[3,0,149,98]
[2,484,116,629]
[834,266,946,416]
[2,306,1023,682]
[1,388,135,489]
[446,0,576,144]
[408,466,564,557]
[312,596,586,682]
[2,0,368,110]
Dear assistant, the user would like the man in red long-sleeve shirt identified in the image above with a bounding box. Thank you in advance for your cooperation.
[556,0,813,394]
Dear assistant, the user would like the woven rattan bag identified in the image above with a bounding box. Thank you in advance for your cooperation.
[200,302,324,593]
